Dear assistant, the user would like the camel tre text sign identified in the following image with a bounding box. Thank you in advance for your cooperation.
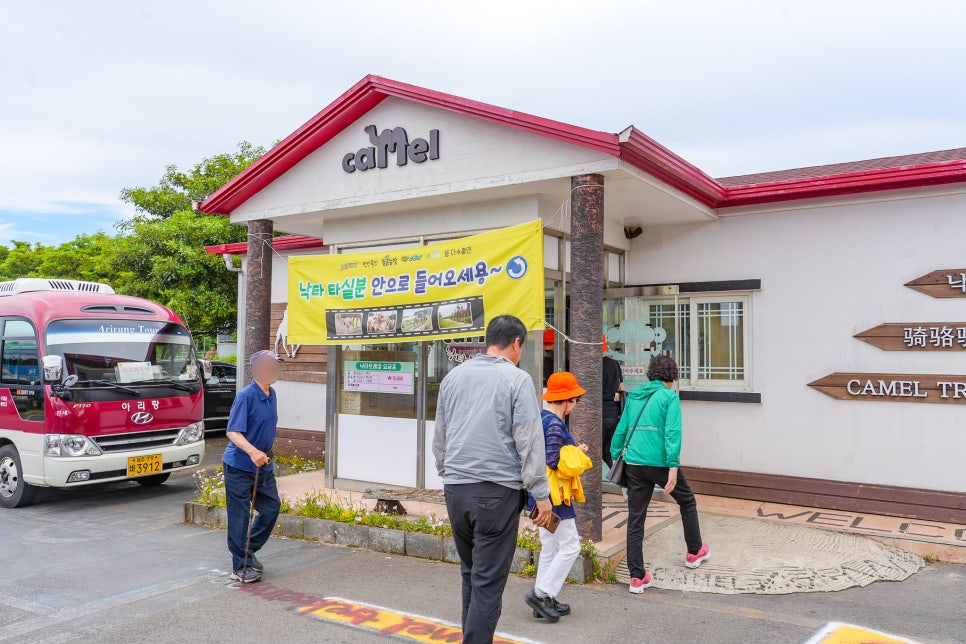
[808,373,966,405]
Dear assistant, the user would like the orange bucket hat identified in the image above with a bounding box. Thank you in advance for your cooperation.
[601,333,609,352]
[543,328,555,348]
[543,371,587,402]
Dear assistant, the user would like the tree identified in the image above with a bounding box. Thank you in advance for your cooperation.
[0,142,264,337]
[119,141,265,221]
[111,211,244,333]
[112,141,265,333]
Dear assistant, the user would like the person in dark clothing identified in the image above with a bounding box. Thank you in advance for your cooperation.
[223,350,284,584]
[601,334,624,468]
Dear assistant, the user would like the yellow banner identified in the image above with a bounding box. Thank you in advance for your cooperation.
[288,220,545,344]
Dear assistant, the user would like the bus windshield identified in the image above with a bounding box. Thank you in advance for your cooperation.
[46,319,200,393]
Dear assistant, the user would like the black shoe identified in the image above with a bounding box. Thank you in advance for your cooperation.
[231,567,262,584]
[533,596,570,618]
[247,555,264,573]
[525,590,560,622]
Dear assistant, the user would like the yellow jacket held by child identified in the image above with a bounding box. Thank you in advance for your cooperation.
[547,444,593,506]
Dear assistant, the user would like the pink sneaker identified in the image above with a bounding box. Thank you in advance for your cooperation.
[685,543,710,569]
[629,572,652,594]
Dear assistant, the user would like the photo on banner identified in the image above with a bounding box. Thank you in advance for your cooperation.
[288,220,545,344]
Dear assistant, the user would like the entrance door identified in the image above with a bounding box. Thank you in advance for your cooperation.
[603,288,685,389]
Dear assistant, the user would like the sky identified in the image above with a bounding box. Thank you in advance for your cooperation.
[2,1,966,246]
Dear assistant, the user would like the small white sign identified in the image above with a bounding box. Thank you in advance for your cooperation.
[117,362,153,384]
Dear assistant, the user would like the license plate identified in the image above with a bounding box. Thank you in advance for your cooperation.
[127,454,163,477]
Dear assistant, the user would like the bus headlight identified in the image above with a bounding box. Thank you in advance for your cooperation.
[175,422,204,445]
[45,434,102,457]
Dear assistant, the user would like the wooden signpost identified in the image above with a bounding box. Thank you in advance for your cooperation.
[814,269,965,403]
[905,269,966,298]
[855,323,966,350]
[808,373,966,405]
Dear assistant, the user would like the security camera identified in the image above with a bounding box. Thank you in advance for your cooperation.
[624,226,643,239]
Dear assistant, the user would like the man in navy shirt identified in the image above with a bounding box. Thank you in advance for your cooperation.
[223,350,283,583]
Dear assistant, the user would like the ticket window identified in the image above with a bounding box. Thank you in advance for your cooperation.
[336,344,419,487]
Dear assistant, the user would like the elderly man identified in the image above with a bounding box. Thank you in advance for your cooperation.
[434,315,553,643]
[223,349,284,584]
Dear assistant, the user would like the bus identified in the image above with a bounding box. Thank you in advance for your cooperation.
[0,278,206,508]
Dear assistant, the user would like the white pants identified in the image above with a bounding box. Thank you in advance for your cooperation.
[535,517,581,598]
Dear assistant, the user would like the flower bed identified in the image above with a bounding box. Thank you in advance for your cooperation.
[187,471,598,582]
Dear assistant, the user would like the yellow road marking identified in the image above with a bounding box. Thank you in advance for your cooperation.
[804,622,920,644]
[296,596,536,643]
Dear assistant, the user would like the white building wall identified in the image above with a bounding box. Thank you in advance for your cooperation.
[626,189,966,492]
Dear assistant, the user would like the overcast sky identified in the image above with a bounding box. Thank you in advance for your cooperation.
[3,1,966,245]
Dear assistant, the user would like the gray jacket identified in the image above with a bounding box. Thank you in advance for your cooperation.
[433,354,550,500]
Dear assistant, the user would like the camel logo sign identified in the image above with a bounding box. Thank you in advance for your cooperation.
[342,124,440,173]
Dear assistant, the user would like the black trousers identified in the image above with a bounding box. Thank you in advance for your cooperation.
[444,482,522,644]
[602,415,619,468]
[624,464,702,580]
[224,464,281,572]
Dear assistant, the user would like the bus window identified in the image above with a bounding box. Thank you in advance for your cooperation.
[0,322,44,421]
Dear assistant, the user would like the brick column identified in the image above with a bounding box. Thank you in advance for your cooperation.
[243,219,273,385]
[569,174,605,542]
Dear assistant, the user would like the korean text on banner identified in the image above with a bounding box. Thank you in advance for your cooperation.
[288,220,544,344]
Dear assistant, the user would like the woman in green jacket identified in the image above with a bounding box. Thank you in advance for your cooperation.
[611,355,710,594]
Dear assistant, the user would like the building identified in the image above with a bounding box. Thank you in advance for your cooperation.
[202,76,966,527]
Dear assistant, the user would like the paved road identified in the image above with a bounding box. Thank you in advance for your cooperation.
[1,436,963,643]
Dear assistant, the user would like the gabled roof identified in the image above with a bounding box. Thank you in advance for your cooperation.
[199,75,966,216]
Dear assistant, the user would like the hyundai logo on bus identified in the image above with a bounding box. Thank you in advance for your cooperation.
[342,125,440,173]
[130,412,154,425]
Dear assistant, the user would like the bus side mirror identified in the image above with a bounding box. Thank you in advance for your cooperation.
[43,355,65,384]
[199,359,213,381]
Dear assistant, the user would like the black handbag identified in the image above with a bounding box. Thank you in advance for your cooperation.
[606,393,655,487]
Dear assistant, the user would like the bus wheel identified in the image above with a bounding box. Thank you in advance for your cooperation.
[135,473,171,486]
[0,445,38,508]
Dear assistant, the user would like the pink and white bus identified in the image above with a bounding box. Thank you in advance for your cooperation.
[0,279,206,508]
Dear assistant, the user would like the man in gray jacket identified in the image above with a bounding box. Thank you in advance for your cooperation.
[434,314,553,644]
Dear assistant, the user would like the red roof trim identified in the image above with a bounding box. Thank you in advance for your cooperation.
[204,235,326,256]
[199,75,966,216]
[718,159,966,208]
[618,127,724,207]
[200,75,619,216]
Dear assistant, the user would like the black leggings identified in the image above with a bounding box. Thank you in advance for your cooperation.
[624,464,702,579]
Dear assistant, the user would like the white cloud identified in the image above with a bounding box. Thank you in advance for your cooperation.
[1,0,965,232]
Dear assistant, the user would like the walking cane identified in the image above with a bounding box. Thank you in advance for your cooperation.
[242,464,260,571]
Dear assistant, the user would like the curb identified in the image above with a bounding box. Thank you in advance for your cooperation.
[183,502,595,583]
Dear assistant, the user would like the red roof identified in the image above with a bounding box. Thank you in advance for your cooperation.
[205,235,326,256]
[199,75,966,215]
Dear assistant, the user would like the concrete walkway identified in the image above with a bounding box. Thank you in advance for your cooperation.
[276,472,959,595]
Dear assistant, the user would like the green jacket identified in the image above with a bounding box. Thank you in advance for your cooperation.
[609,380,682,468]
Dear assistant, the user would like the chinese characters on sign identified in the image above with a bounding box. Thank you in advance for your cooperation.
[854,323,966,351]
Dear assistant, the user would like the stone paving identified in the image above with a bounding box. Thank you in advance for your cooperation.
[613,514,923,594]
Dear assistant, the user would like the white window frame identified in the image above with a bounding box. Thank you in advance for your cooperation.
[638,293,753,393]
[683,294,752,392]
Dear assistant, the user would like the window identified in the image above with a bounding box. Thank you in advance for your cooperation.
[661,294,749,390]
[1,318,44,420]
[605,294,751,392]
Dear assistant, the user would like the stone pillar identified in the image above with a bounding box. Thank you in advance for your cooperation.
[243,219,273,385]
[569,174,605,542]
